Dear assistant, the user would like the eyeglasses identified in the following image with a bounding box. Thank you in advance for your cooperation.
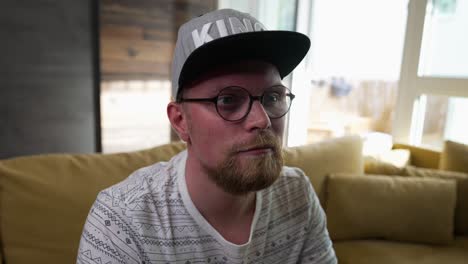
[178,85,295,121]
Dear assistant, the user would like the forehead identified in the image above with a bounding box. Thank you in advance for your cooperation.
[184,60,282,95]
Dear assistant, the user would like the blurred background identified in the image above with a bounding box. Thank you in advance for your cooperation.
[1,0,467,158]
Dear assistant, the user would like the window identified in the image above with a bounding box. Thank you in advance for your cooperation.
[417,94,468,149]
[99,1,217,153]
[101,80,171,153]
[218,0,297,31]
[393,0,468,149]
[288,0,409,146]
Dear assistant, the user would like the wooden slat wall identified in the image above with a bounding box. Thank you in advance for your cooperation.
[100,0,217,81]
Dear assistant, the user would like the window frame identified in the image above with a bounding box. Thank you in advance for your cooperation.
[393,0,468,145]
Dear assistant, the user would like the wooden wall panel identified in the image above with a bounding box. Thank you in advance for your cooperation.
[100,0,217,80]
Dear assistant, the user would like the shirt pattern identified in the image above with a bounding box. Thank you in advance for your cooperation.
[77,150,337,264]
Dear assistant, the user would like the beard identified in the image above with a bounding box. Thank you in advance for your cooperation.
[203,130,284,195]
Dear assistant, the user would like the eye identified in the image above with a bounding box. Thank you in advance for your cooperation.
[217,94,239,105]
[264,92,282,104]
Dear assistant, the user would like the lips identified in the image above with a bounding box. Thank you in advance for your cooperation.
[238,144,275,153]
[232,131,281,156]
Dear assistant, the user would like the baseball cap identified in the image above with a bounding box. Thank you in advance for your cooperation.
[171,8,311,100]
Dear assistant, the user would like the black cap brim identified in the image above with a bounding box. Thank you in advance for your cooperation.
[178,30,311,89]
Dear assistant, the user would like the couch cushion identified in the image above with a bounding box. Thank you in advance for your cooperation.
[325,174,456,244]
[283,135,363,203]
[440,140,468,174]
[404,165,468,235]
[0,142,186,264]
[334,236,468,264]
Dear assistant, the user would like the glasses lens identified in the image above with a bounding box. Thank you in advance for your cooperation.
[216,87,250,121]
[262,86,293,118]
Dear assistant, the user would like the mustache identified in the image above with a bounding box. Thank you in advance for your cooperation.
[231,131,282,153]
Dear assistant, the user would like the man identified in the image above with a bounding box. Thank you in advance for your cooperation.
[77,9,336,263]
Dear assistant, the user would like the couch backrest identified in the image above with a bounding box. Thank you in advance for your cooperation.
[393,143,441,169]
[0,136,363,264]
[0,142,187,264]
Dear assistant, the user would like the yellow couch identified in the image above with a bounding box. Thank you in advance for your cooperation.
[331,142,468,264]
[0,136,467,263]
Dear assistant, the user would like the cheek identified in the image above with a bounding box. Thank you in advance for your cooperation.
[192,123,233,167]
[188,111,228,154]
[272,118,285,139]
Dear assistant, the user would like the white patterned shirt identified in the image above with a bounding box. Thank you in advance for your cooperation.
[77,150,336,264]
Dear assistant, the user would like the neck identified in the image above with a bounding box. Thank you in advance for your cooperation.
[185,151,257,220]
[184,150,257,243]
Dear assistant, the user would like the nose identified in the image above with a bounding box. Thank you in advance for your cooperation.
[244,100,271,130]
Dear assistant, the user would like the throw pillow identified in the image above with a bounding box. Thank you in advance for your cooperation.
[325,173,456,244]
[393,143,441,169]
[404,165,468,235]
[283,135,363,204]
[440,140,468,174]
[365,149,411,168]
[364,156,405,175]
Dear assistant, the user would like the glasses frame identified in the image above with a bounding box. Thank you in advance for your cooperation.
[178,85,295,122]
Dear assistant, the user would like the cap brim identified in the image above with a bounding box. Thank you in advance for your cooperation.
[178,30,310,88]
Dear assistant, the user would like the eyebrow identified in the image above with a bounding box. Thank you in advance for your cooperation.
[218,83,284,90]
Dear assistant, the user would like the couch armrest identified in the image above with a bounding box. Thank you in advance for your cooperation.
[393,143,440,169]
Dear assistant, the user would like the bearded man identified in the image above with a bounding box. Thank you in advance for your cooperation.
[77,8,336,264]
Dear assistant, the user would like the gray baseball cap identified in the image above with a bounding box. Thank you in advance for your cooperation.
[171,8,311,100]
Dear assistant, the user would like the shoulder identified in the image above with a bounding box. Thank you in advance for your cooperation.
[280,165,309,181]
[262,166,318,210]
[96,156,180,214]
[272,166,316,195]
[264,166,322,218]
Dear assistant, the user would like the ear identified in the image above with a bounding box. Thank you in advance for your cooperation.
[167,102,191,143]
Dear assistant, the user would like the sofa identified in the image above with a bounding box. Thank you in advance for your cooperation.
[0,136,467,263]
